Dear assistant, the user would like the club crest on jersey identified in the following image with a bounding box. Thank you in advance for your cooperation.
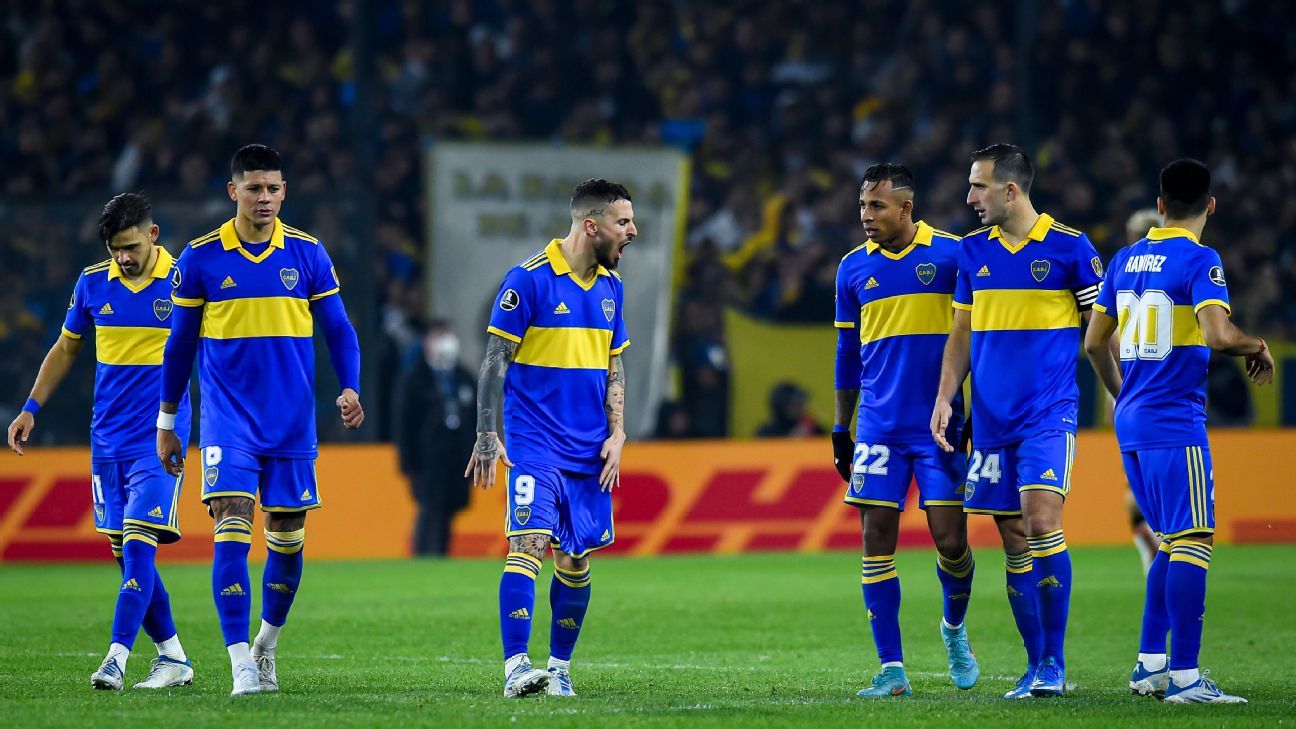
[514,505,531,526]
[153,298,173,321]
[602,298,615,322]
[204,466,219,487]
[1209,266,1226,286]
[279,268,300,290]
[1090,256,1104,277]
[915,262,937,286]
[499,289,520,311]
[1030,259,1051,282]
[963,481,976,499]
[850,473,865,493]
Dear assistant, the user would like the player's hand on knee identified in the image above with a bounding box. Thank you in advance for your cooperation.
[599,430,626,491]
[337,388,364,429]
[7,412,34,455]
[930,400,954,453]
[156,429,184,476]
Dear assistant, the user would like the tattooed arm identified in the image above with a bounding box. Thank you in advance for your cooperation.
[463,333,519,489]
[598,353,626,491]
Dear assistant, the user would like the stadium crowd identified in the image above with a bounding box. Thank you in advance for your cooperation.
[2,0,1291,442]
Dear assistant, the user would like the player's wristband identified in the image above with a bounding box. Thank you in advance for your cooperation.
[22,398,40,414]
[832,424,848,433]
[156,410,177,431]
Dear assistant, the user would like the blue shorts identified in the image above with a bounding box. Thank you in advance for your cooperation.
[1122,446,1214,539]
[199,445,320,512]
[505,462,613,558]
[843,440,966,511]
[963,431,1076,516]
[92,456,184,543]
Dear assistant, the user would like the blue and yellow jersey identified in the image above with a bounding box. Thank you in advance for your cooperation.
[487,239,630,474]
[835,221,963,443]
[1094,227,1229,451]
[954,213,1103,447]
[62,247,192,462]
[171,219,339,458]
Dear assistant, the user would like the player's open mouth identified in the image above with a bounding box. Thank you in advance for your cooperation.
[863,227,878,237]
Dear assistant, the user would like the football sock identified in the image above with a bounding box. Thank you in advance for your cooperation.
[1004,551,1044,666]
[105,641,130,668]
[935,546,975,627]
[110,526,158,649]
[1167,541,1212,671]
[260,527,306,640]
[549,564,592,662]
[212,516,253,646]
[1028,529,1072,668]
[500,552,542,661]
[227,642,252,665]
[141,568,178,646]
[861,555,903,664]
[1170,668,1201,686]
[1139,542,1172,655]
[156,635,187,662]
[1138,653,1167,672]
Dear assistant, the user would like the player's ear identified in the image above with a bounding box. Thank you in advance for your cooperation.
[1005,181,1017,203]
[1206,196,1215,217]
[1156,197,1166,217]
[227,179,238,202]
[149,224,160,244]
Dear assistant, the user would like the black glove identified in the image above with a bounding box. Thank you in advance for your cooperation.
[831,430,855,483]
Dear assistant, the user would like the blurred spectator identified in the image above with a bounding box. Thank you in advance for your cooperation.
[757,381,825,438]
[393,320,476,556]
[1206,352,1254,427]
[653,401,694,440]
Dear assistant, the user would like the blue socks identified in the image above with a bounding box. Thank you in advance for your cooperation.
[500,552,542,660]
[1005,551,1043,666]
[549,564,592,661]
[1028,529,1072,668]
[109,535,176,645]
[935,547,975,626]
[1167,541,1212,670]
[861,555,903,664]
[212,516,253,646]
[110,527,159,648]
[262,528,306,627]
[1139,543,1171,654]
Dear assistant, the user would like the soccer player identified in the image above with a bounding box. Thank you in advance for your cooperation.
[1084,159,1272,704]
[831,164,978,697]
[157,144,364,696]
[931,144,1103,698]
[465,179,633,698]
[6,193,194,690]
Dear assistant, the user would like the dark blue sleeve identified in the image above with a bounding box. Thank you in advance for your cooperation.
[312,292,361,393]
[835,326,863,390]
[160,304,201,404]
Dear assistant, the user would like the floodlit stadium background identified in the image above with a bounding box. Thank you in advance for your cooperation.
[2,1,1293,560]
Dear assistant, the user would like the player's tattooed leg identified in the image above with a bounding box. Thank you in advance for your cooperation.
[509,533,549,561]
[266,510,306,532]
[210,495,255,522]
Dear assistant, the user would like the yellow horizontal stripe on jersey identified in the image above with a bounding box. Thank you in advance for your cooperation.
[970,289,1078,331]
[172,295,205,307]
[95,325,169,365]
[201,297,313,339]
[1194,298,1230,314]
[1171,305,1206,347]
[515,326,612,369]
[858,292,953,345]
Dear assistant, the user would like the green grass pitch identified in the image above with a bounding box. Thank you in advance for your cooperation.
[1,546,1292,727]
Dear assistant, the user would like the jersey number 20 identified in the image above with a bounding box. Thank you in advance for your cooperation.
[1116,290,1174,361]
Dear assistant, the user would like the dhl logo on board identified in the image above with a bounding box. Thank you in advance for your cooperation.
[1,435,1294,562]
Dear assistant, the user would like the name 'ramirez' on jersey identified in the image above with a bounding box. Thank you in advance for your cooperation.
[954,214,1103,447]
[835,220,963,443]
[486,239,630,474]
[170,219,342,458]
[1093,227,1230,451]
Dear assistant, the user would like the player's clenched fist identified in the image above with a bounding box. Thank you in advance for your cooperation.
[337,388,365,429]
[465,432,512,489]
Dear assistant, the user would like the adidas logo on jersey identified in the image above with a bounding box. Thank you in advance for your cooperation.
[557,618,580,630]
[864,277,880,290]
[99,303,114,315]
[1037,576,1062,589]
[221,583,246,596]
[220,276,237,289]
[554,302,571,314]
[509,608,530,620]
[300,489,312,500]
[976,265,991,277]
[267,583,294,594]
[122,578,140,591]
[1040,468,1058,481]
[148,506,164,518]
[600,530,611,542]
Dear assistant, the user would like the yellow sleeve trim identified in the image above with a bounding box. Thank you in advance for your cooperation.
[60,326,83,340]
[1194,299,1230,314]
[1091,303,1108,314]
[952,301,973,311]
[834,321,856,329]
[610,340,631,356]
[308,287,340,301]
[172,295,205,307]
[486,326,523,344]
